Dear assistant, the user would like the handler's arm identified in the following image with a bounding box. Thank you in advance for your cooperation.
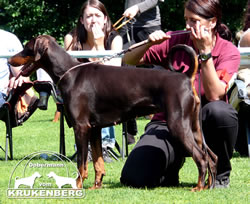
[123,30,170,65]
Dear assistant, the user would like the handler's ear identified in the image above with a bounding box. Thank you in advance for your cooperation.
[209,17,217,30]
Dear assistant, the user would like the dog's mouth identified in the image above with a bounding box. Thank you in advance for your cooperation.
[9,55,38,77]
[20,61,37,76]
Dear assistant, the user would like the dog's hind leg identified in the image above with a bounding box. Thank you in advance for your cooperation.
[74,123,90,189]
[89,127,105,189]
[167,117,208,191]
[192,97,217,189]
[184,132,208,191]
[204,145,218,189]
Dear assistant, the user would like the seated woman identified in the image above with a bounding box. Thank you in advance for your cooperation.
[0,29,38,125]
[64,0,123,160]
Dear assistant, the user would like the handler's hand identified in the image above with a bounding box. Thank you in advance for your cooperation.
[7,76,29,94]
[148,30,171,45]
[191,21,213,54]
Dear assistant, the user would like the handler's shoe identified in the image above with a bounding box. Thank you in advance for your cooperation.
[215,176,230,188]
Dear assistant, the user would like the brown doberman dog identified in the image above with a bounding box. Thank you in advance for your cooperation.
[8,35,217,191]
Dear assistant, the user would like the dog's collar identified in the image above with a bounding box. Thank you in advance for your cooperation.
[56,61,98,86]
[57,48,131,86]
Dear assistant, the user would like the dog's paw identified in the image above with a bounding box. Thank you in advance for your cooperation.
[88,181,102,190]
[76,178,83,189]
[191,186,204,192]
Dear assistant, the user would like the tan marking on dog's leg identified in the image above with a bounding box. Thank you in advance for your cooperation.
[192,96,203,149]
[192,176,204,192]
[89,128,105,189]
[52,111,60,122]
[76,166,84,189]
[205,146,218,189]
[76,152,88,189]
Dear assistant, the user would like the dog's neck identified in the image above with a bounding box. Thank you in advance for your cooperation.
[41,43,80,84]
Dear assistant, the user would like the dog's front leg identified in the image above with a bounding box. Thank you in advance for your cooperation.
[89,127,105,189]
[74,124,90,189]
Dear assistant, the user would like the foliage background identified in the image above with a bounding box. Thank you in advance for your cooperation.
[0,0,248,45]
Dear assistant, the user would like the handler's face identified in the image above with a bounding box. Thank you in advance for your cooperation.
[81,6,107,33]
[184,8,212,39]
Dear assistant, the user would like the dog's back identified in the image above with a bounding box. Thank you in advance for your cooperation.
[60,64,193,127]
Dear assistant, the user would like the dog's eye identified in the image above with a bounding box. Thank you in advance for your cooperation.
[25,49,35,56]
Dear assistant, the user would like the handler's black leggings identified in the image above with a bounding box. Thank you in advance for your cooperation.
[120,101,238,188]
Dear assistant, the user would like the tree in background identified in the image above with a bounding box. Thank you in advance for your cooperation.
[0,0,247,45]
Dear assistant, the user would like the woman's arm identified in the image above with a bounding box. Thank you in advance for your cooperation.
[8,65,30,91]
[123,30,169,65]
[192,21,238,101]
[64,34,73,50]
[105,35,123,66]
[124,0,159,19]
[201,58,227,101]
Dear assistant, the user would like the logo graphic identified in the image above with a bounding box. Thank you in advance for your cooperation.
[7,151,85,199]
[47,172,78,189]
[14,172,41,189]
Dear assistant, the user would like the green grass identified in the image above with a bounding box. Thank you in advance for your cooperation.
[0,97,249,204]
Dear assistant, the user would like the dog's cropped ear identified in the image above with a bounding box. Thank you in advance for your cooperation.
[34,36,49,61]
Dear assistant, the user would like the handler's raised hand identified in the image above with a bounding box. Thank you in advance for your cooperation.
[148,30,171,45]
[191,21,213,54]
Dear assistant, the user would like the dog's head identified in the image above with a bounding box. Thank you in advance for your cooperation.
[8,35,56,77]
[34,172,42,178]
[47,171,55,178]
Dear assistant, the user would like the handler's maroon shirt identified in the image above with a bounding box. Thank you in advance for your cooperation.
[143,30,240,121]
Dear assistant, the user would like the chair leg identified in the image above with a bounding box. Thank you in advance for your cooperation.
[115,140,121,154]
[245,119,250,157]
[5,131,8,161]
[58,104,66,156]
[107,147,120,161]
[5,108,13,160]
[122,122,128,159]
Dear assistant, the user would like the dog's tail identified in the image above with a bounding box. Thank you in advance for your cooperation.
[167,44,199,96]
[167,44,198,78]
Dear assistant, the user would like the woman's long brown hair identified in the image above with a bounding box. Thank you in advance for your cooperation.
[66,0,113,51]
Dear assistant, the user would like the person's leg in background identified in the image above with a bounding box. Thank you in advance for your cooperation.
[102,126,115,149]
[126,118,138,144]
[125,26,163,145]
[36,69,53,110]
[202,100,238,188]
[120,121,184,188]
[0,92,6,107]
[101,126,116,163]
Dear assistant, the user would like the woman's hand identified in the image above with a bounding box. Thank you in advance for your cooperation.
[91,23,105,50]
[191,21,213,54]
[123,30,170,66]
[7,76,29,94]
[123,5,139,19]
[148,30,171,46]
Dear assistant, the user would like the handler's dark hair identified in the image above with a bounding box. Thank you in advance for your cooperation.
[243,0,250,31]
[185,0,232,41]
[66,0,113,51]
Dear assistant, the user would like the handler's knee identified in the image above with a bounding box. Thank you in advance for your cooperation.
[202,100,238,127]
